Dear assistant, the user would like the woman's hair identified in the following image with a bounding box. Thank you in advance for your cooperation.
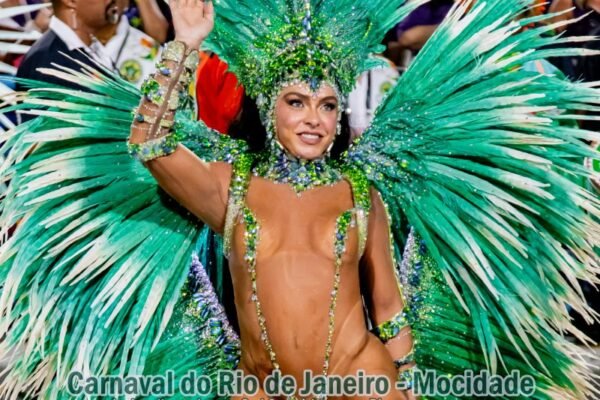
[228,94,266,152]
[228,93,352,160]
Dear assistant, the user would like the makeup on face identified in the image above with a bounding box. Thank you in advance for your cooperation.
[273,83,340,160]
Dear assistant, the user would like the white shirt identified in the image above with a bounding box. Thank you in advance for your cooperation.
[348,59,399,137]
[49,16,89,52]
[48,16,114,69]
[99,16,160,87]
[103,16,132,65]
[48,16,159,86]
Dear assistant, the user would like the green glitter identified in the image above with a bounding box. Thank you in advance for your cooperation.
[252,146,342,194]
[127,131,184,162]
[373,309,411,342]
[204,0,408,100]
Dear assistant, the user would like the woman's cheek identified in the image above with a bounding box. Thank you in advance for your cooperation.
[324,113,338,136]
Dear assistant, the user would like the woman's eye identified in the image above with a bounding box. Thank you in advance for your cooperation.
[287,99,303,108]
[322,103,338,112]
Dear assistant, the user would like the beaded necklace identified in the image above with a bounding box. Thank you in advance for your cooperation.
[252,141,343,194]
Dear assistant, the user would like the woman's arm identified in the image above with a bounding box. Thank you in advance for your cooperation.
[361,188,416,398]
[129,1,230,232]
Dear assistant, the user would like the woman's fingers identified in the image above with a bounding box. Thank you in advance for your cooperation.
[170,0,209,9]
[204,0,214,18]
[170,0,215,48]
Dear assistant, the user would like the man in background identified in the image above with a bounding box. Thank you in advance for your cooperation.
[16,0,159,90]
[95,0,161,87]
[16,0,120,89]
[347,60,399,138]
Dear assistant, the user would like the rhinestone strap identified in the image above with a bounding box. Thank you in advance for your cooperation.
[342,167,371,257]
[127,131,184,162]
[223,155,254,258]
[323,211,354,375]
[242,207,281,368]
[243,206,354,397]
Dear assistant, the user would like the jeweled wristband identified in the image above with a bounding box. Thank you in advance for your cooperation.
[372,309,411,342]
[127,131,182,163]
[140,77,181,109]
[396,367,415,391]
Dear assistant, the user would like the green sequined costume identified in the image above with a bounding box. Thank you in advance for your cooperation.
[1,0,600,399]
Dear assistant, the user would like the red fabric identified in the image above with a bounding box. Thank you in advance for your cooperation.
[12,54,24,68]
[196,53,244,134]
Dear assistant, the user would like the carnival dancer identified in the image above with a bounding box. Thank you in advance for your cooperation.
[0,0,599,399]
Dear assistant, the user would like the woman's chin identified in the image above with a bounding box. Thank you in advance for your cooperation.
[285,138,334,160]
[290,145,328,160]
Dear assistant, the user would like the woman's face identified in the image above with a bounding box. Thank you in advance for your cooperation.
[273,83,339,160]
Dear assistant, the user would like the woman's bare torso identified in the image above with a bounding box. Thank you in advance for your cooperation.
[227,176,400,399]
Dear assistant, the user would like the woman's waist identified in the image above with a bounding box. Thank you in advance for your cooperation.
[236,300,370,378]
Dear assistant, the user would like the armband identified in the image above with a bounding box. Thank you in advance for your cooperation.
[127,131,183,162]
[128,40,200,162]
[396,366,415,391]
[372,309,411,343]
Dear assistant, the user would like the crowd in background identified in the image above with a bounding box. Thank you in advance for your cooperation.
[0,0,599,129]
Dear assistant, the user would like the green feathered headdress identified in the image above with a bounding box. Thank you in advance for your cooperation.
[203,0,423,101]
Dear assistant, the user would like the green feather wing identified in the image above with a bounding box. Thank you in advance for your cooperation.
[0,65,244,398]
[348,1,600,398]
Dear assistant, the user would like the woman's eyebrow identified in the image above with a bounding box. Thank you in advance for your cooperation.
[320,96,338,103]
[284,92,338,103]
[284,92,310,100]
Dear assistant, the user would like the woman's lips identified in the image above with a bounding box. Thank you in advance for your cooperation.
[297,132,323,145]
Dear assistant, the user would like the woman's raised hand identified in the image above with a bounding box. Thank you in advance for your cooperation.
[169,0,215,50]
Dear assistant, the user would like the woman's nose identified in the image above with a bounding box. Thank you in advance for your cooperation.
[304,107,320,127]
